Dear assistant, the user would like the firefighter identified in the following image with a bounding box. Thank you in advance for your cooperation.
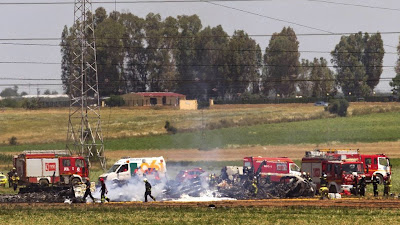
[11,172,19,191]
[383,174,391,197]
[372,174,379,197]
[359,175,366,197]
[251,176,258,197]
[82,178,95,203]
[209,173,216,187]
[99,178,110,203]
[306,173,313,182]
[143,178,156,202]
[7,168,15,188]
[319,173,328,199]
[320,173,328,187]
[352,172,359,196]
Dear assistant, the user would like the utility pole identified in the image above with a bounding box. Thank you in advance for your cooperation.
[66,0,106,170]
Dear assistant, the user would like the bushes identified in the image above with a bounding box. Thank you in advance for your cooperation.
[9,136,17,145]
[164,121,177,134]
[21,98,41,109]
[327,99,349,117]
[105,95,125,107]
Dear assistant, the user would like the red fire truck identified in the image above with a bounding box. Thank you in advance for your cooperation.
[311,149,391,183]
[243,157,301,182]
[14,150,89,186]
[301,150,364,193]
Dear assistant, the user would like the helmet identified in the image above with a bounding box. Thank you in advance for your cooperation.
[302,172,306,176]
[99,178,104,182]
[86,177,90,181]
[12,167,16,170]
[323,174,327,178]
[362,175,366,178]
[352,172,357,177]
[143,178,148,182]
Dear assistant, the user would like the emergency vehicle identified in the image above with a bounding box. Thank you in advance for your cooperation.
[243,157,301,182]
[301,150,364,193]
[312,149,391,183]
[99,156,166,182]
[14,150,89,186]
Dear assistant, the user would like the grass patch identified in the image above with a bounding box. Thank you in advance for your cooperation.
[1,103,400,146]
[0,205,400,224]
[3,111,400,151]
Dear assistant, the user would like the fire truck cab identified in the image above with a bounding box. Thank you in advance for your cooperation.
[243,157,301,182]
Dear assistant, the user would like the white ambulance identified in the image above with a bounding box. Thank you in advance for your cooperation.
[99,157,166,181]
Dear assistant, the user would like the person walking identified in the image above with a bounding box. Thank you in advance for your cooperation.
[82,178,95,203]
[143,178,156,202]
[99,178,110,203]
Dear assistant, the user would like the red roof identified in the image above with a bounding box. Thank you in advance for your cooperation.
[133,92,185,97]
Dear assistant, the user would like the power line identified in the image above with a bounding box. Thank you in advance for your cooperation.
[306,0,400,12]
[0,61,395,68]
[0,31,398,41]
[0,42,393,54]
[203,0,333,34]
[0,0,272,5]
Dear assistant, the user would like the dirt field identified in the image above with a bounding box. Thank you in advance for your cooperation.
[105,141,400,162]
[2,198,400,209]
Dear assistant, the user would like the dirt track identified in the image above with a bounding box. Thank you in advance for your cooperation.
[2,198,400,209]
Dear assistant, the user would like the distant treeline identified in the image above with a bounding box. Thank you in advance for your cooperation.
[61,7,393,100]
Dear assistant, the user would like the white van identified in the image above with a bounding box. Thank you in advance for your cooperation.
[99,157,166,181]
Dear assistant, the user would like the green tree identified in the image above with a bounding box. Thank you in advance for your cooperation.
[331,32,383,97]
[175,15,202,99]
[390,37,400,97]
[363,33,384,91]
[263,27,300,97]
[95,10,125,96]
[0,85,19,97]
[225,30,261,98]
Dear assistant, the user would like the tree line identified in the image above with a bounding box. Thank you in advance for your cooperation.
[60,7,387,100]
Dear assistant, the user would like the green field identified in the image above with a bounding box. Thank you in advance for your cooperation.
[0,205,399,225]
[2,111,400,152]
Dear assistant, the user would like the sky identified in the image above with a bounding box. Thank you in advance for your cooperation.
[0,0,399,95]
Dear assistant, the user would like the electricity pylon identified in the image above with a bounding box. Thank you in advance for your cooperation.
[66,0,106,170]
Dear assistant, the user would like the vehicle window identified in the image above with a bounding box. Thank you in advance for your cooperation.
[75,159,84,167]
[63,159,71,167]
[118,164,128,173]
[289,163,300,172]
[342,164,363,174]
[0,175,5,179]
[244,162,251,168]
[276,163,287,171]
[327,164,332,172]
[374,158,377,165]
[365,158,372,165]
[107,164,120,173]
[379,158,389,166]
[334,164,340,175]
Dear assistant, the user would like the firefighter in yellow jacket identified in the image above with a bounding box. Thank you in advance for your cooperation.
[11,172,19,191]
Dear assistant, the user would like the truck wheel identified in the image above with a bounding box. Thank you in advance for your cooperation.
[71,177,81,186]
[39,179,49,187]
[329,185,337,193]
[377,174,384,185]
